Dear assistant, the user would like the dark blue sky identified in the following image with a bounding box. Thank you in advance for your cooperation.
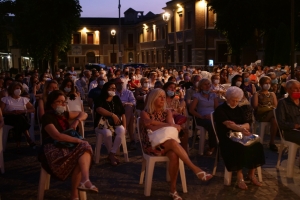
[80,0,166,17]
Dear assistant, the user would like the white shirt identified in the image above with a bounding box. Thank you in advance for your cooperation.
[1,96,29,111]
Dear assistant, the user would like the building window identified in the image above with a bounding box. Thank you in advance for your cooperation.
[187,45,192,62]
[111,53,116,63]
[128,34,134,48]
[178,46,183,62]
[87,33,93,44]
[146,52,149,63]
[156,50,159,63]
[142,52,145,63]
[171,16,175,32]
[73,34,80,44]
[128,52,133,62]
[179,16,184,31]
[75,57,79,63]
[156,27,160,40]
[187,11,192,29]
[170,47,175,62]
[151,51,154,63]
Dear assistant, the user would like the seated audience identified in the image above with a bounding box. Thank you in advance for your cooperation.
[59,78,80,99]
[38,80,59,119]
[135,77,149,115]
[88,77,105,109]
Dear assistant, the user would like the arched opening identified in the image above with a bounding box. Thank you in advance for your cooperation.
[128,52,133,63]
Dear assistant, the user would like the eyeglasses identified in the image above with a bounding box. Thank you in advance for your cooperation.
[55,100,68,105]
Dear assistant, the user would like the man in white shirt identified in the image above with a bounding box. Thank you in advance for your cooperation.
[227,67,237,83]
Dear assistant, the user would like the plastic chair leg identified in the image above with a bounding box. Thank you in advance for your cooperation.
[198,128,206,155]
[276,142,285,168]
[179,159,187,193]
[37,168,50,200]
[212,148,219,176]
[144,160,155,196]
[224,167,232,186]
[121,134,129,162]
[94,133,103,164]
[139,158,146,184]
[257,167,263,182]
[287,143,298,178]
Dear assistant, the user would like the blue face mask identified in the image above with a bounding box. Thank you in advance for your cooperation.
[202,90,210,94]
[167,90,175,97]
[244,78,249,83]
[271,79,278,84]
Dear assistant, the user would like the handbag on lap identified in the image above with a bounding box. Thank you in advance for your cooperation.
[228,131,260,146]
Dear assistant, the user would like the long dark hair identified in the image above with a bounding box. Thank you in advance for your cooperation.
[99,82,115,100]
[59,78,75,95]
[45,90,66,110]
[163,81,176,98]
[231,75,243,87]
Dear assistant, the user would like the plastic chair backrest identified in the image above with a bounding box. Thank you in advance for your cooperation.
[136,117,145,155]
[273,108,285,141]
[66,97,83,112]
[210,111,219,144]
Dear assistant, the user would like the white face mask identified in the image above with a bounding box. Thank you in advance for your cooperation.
[263,84,271,90]
[132,76,136,80]
[195,81,199,88]
[55,105,65,115]
[64,87,71,93]
[108,91,115,97]
[143,83,148,88]
[236,81,242,87]
[214,79,220,84]
[14,89,21,96]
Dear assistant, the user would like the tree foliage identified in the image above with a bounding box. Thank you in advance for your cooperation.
[208,0,300,65]
[0,0,14,51]
[14,0,82,71]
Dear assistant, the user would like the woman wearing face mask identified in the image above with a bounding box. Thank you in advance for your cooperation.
[162,69,169,83]
[220,69,228,84]
[189,79,218,155]
[38,90,97,199]
[94,82,126,166]
[252,76,278,152]
[0,82,36,148]
[38,80,59,120]
[128,72,140,91]
[135,77,150,115]
[59,79,80,99]
[210,75,226,99]
[241,72,256,96]
[163,82,189,152]
[214,86,265,190]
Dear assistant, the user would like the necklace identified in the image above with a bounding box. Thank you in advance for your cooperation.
[106,100,115,113]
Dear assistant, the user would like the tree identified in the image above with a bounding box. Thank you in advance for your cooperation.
[208,0,264,65]
[14,0,81,72]
[0,0,14,52]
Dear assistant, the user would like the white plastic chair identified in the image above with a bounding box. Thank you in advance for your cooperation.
[37,167,86,200]
[192,116,206,155]
[93,128,129,163]
[274,109,300,178]
[254,121,270,143]
[66,97,85,138]
[2,113,35,150]
[210,112,262,185]
[137,117,187,196]
[0,127,4,173]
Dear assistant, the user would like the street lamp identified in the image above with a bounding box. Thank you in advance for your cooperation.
[162,11,170,68]
[111,29,116,66]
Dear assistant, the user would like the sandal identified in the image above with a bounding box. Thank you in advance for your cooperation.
[237,179,248,190]
[249,175,262,186]
[77,179,98,193]
[196,171,213,182]
[169,191,182,200]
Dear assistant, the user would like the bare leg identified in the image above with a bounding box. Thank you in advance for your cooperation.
[248,168,262,186]
[78,152,94,188]
[165,151,179,193]
[71,164,81,199]
[163,139,203,174]
[237,169,248,189]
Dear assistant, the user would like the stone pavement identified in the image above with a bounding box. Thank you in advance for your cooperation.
[0,108,300,200]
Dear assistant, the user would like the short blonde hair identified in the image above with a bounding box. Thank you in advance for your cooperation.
[144,88,166,114]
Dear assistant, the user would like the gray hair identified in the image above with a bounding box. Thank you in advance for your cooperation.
[198,78,211,91]
[286,79,300,90]
[225,86,244,100]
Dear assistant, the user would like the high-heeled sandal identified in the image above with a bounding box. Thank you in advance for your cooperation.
[249,175,262,186]
[169,191,182,200]
[237,179,248,190]
[196,171,213,182]
[77,179,98,193]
